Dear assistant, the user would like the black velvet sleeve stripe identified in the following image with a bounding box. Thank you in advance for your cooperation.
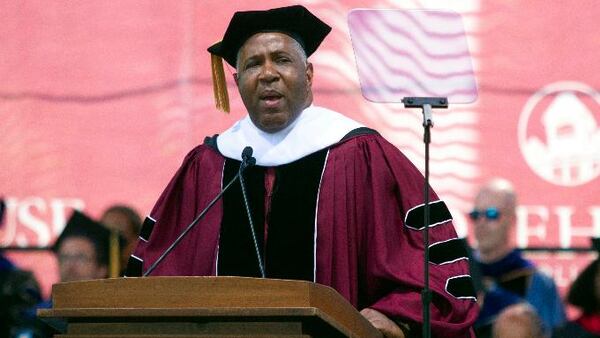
[446,275,477,300]
[124,255,143,277]
[429,238,469,265]
[404,200,452,230]
[340,127,379,142]
[139,216,156,242]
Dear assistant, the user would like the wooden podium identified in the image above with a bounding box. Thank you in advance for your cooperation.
[38,276,382,338]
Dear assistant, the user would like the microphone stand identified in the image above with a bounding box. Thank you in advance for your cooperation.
[402,97,448,338]
[239,155,265,278]
[143,149,256,277]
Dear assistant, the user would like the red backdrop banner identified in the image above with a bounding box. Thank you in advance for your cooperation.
[1,0,599,303]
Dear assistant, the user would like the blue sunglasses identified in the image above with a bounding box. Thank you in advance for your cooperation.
[469,207,500,221]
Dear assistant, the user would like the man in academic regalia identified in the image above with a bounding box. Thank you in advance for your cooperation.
[470,178,565,337]
[128,5,479,337]
[32,211,122,337]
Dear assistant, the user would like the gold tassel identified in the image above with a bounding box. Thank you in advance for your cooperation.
[211,54,230,113]
[109,229,120,278]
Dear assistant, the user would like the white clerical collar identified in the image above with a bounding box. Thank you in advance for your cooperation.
[216,105,364,166]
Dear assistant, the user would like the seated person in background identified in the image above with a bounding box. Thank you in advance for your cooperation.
[470,178,565,336]
[1,199,44,337]
[53,210,114,282]
[553,256,600,338]
[0,264,43,338]
[492,303,545,338]
[36,211,121,337]
[100,204,142,275]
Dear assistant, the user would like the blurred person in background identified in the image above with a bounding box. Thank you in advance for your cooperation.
[553,255,600,338]
[34,210,123,337]
[470,178,565,336]
[0,267,43,338]
[492,303,545,338]
[53,210,114,282]
[100,204,142,275]
[1,198,44,337]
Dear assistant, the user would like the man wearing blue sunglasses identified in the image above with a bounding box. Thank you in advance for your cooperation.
[469,178,565,337]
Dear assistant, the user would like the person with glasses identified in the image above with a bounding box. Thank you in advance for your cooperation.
[53,210,123,283]
[30,211,124,337]
[470,178,565,337]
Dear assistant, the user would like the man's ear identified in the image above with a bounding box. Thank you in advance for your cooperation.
[306,63,314,86]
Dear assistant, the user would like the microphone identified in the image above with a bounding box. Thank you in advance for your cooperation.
[242,146,253,161]
[241,146,257,170]
[142,147,256,277]
[238,146,265,278]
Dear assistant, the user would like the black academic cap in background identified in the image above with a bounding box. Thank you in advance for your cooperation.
[53,210,124,268]
[206,5,331,113]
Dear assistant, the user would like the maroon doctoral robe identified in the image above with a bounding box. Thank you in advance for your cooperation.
[130,130,479,337]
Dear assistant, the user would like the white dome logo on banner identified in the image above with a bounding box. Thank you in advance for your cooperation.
[518,81,600,186]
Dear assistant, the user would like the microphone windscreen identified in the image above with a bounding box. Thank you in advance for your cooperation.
[242,146,253,159]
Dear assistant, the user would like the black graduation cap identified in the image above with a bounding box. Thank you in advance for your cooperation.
[206,5,332,113]
[54,210,125,277]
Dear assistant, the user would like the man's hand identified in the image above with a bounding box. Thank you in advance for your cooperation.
[360,308,405,338]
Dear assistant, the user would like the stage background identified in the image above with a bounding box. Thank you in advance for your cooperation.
[1,0,599,315]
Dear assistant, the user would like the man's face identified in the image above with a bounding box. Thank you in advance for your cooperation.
[472,191,514,254]
[57,236,107,282]
[235,32,313,133]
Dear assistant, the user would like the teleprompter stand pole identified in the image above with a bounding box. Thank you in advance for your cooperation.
[401,97,448,338]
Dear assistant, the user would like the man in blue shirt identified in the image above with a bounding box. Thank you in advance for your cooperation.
[470,178,565,336]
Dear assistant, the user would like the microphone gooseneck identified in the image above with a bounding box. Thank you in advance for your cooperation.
[238,148,265,278]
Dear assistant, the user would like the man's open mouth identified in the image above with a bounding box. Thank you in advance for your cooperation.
[260,91,283,107]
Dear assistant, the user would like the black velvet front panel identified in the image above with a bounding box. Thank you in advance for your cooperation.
[218,149,327,281]
[265,149,327,280]
[218,161,265,277]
